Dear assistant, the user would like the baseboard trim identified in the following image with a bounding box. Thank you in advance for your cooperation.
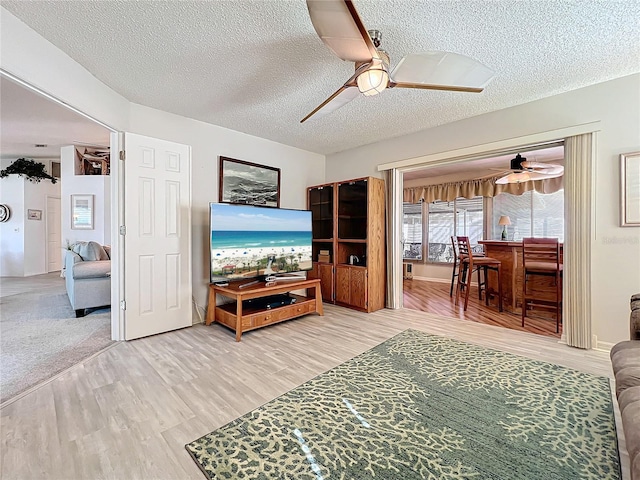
[593,340,614,353]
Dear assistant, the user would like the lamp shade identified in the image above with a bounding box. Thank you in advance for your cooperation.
[357,66,389,96]
[498,215,511,226]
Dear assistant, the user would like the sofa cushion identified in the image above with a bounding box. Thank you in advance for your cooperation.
[103,245,111,259]
[616,367,640,398]
[612,345,640,371]
[619,386,640,413]
[611,340,640,359]
[622,399,640,459]
[72,241,109,261]
[72,260,111,279]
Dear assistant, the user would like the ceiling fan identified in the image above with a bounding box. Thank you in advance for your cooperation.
[493,154,564,184]
[301,0,495,123]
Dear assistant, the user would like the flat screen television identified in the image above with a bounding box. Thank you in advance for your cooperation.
[209,203,313,283]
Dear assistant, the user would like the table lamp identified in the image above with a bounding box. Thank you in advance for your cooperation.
[498,216,511,240]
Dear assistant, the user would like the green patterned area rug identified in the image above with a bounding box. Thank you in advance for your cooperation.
[186,330,621,479]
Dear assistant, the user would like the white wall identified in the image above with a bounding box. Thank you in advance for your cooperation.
[60,146,111,247]
[128,104,326,319]
[326,74,640,346]
[0,158,61,276]
[0,172,25,276]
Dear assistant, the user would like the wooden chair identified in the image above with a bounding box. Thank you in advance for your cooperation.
[522,237,563,332]
[449,236,485,297]
[455,236,503,311]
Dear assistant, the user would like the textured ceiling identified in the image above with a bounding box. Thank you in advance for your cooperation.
[0,77,110,160]
[2,0,640,156]
[402,145,564,180]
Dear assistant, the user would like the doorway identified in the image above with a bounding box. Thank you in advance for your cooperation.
[400,144,565,338]
[46,196,61,272]
[0,74,115,404]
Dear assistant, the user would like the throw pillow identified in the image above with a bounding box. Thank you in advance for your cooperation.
[72,241,109,261]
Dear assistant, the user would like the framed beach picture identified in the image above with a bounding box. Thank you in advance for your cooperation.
[621,151,640,227]
[219,157,280,207]
[71,194,94,230]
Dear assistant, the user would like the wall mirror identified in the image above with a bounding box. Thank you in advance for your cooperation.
[621,151,640,227]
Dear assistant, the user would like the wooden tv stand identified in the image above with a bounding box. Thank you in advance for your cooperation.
[206,278,323,342]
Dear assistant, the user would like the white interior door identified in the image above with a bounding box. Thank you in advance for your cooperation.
[46,196,62,272]
[123,133,192,340]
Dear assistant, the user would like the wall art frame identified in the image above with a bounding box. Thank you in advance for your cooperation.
[27,209,42,220]
[621,151,640,227]
[71,194,94,230]
[219,156,280,208]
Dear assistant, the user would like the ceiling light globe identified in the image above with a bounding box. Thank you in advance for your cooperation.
[357,69,389,96]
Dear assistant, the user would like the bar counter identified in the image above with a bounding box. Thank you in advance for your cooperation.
[478,240,563,312]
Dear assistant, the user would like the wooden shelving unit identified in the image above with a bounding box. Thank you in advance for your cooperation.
[307,177,386,313]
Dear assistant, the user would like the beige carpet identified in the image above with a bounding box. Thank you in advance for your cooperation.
[0,287,113,403]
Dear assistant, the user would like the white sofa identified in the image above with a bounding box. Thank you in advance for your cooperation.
[65,241,111,317]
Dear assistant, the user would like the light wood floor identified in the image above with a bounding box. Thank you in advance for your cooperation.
[404,279,562,338]
[0,304,627,480]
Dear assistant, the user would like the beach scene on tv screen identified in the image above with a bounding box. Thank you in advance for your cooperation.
[211,205,313,279]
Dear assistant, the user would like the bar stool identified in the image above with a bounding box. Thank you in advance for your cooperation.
[455,236,503,312]
[522,237,562,332]
[449,235,485,298]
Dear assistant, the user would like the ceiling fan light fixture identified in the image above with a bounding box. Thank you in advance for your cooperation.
[356,66,389,96]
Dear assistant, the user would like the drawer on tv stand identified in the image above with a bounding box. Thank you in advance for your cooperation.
[251,301,314,327]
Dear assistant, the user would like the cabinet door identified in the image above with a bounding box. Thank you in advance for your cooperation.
[335,265,351,304]
[337,180,367,240]
[309,262,334,302]
[318,263,334,302]
[336,265,368,309]
[349,268,368,310]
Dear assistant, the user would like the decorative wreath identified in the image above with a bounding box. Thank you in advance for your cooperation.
[0,204,10,223]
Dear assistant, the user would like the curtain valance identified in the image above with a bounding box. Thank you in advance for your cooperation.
[403,175,563,204]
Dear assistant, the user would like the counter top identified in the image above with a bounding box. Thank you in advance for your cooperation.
[479,240,563,247]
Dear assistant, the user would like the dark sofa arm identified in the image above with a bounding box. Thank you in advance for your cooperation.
[632,293,640,340]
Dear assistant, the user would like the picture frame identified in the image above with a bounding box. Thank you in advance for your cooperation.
[27,209,42,221]
[219,156,280,207]
[71,194,94,230]
[621,151,640,227]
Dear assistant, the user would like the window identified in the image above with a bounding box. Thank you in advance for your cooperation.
[493,189,564,241]
[428,197,484,263]
[402,202,422,260]
[403,197,485,263]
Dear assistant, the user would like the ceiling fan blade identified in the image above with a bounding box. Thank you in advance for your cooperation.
[390,51,494,92]
[301,62,370,123]
[521,161,564,176]
[306,0,378,62]
[496,171,558,184]
[301,85,360,123]
[391,81,483,93]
